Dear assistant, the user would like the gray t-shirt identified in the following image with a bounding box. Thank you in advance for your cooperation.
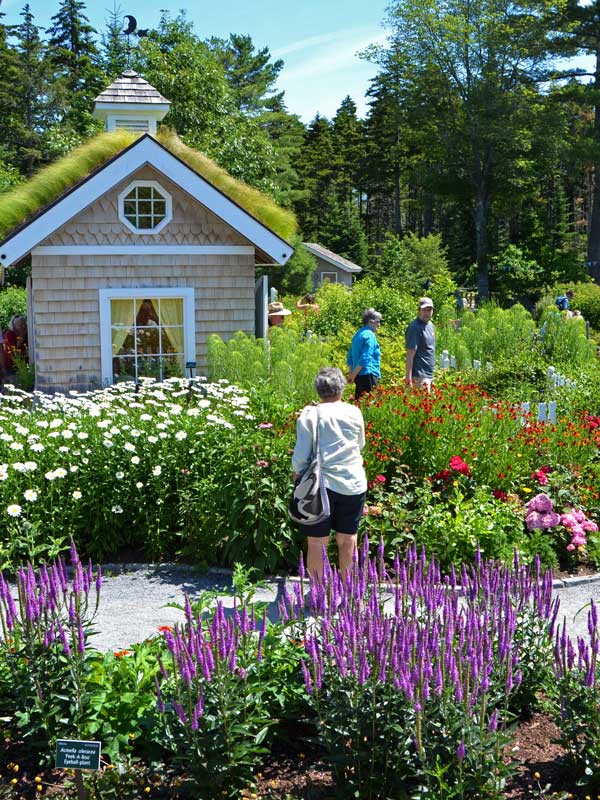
[405,318,436,378]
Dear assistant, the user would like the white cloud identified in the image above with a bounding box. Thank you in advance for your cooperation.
[282,31,387,82]
[273,27,376,58]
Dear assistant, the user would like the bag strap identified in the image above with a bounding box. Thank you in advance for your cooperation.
[313,404,321,464]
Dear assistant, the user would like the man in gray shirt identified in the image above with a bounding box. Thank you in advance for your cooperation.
[404,297,435,392]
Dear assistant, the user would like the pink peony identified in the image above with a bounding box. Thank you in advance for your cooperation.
[572,509,586,524]
[526,493,554,514]
[582,520,599,533]
[566,544,576,552]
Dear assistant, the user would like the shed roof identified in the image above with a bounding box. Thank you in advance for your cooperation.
[0,128,297,256]
[94,70,170,106]
[303,242,363,273]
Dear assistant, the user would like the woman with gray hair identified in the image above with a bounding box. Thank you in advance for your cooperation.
[292,367,367,579]
[346,307,382,399]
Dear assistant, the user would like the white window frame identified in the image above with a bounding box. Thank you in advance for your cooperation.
[99,287,195,385]
[320,271,338,284]
[118,179,172,235]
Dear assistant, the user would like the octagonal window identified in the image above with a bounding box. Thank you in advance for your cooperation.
[118,180,172,234]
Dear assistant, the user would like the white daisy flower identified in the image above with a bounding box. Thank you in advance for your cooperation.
[135,481,144,489]
[124,442,136,452]
[10,442,24,450]
[175,430,187,440]
[152,465,162,477]
[7,504,22,517]
[115,471,124,480]
[12,462,26,472]
[111,505,123,514]
[30,443,45,452]
[54,468,67,479]
[61,430,73,439]
[131,456,140,465]
[24,489,38,503]
[24,461,38,471]
[70,465,79,473]
[103,440,113,448]
[72,490,82,500]
[148,435,158,444]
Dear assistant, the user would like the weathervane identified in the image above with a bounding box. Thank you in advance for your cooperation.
[121,14,149,67]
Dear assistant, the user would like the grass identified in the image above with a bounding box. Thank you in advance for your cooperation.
[0,127,297,243]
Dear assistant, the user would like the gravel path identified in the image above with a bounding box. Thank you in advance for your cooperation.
[88,565,600,652]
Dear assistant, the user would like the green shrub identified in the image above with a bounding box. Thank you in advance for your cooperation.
[0,286,26,332]
[569,281,600,331]
[490,244,544,303]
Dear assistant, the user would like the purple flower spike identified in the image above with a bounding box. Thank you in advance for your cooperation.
[457,739,466,761]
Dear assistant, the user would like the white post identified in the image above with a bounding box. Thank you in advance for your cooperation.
[450,355,457,368]
[440,350,450,368]
[473,359,481,371]
[486,361,493,371]
[537,402,547,422]
[548,401,557,424]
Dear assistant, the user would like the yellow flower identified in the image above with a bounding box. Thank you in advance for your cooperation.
[521,487,533,493]
[10,778,18,785]
[36,787,43,794]
[534,771,541,780]
[12,764,19,773]
[144,788,151,795]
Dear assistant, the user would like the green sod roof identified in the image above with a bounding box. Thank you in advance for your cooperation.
[0,128,297,244]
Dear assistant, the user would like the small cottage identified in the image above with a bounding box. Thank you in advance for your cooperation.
[303,242,363,288]
[0,71,294,392]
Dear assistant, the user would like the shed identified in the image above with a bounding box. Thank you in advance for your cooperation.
[303,242,363,288]
[0,72,295,392]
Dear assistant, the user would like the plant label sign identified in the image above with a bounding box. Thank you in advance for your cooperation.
[55,739,101,771]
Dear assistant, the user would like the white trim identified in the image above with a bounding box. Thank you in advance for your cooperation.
[304,242,362,273]
[0,136,293,266]
[320,272,338,283]
[118,179,172,235]
[99,287,195,386]
[32,245,255,256]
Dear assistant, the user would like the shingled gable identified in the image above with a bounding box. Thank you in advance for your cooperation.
[0,134,293,267]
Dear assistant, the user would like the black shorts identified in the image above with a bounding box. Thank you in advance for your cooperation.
[355,373,378,399]
[299,488,367,538]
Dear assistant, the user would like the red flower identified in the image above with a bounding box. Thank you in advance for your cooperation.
[375,474,387,483]
[492,489,508,501]
[531,469,549,486]
[449,455,470,476]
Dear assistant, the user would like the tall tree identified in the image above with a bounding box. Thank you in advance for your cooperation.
[292,114,335,239]
[0,9,22,165]
[383,0,557,298]
[331,96,366,206]
[13,4,53,174]
[100,4,129,78]
[207,33,284,115]
[46,0,105,135]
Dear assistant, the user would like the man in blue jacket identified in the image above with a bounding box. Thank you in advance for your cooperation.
[347,308,382,399]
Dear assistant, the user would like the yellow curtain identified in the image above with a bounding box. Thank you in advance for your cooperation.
[111,299,143,355]
[159,298,185,356]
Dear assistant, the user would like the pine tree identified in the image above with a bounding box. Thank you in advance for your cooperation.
[100,4,129,78]
[13,4,53,174]
[293,114,336,239]
[331,96,366,206]
[208,33,284,115]
[320,197,369,268]
[0,10,22,165]
[46,0,105,135]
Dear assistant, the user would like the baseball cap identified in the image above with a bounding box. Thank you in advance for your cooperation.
[418,297,434,309]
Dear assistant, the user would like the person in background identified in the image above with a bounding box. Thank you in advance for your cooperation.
[267,301,292,328]
[555,290,574,312]
[405,297,435,392]
[296,293,320,313]
[346,308,382,400]
[292,367,367,579]
[3,314,28,374]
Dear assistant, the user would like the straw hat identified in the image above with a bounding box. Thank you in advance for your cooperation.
[268,301,292,317]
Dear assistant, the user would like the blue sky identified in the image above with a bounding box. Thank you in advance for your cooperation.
[1,0,391,121]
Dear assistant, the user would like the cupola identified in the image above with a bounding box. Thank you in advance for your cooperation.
[93,70,171,135]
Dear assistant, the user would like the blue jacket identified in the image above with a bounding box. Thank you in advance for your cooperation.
[347,326,381,377]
